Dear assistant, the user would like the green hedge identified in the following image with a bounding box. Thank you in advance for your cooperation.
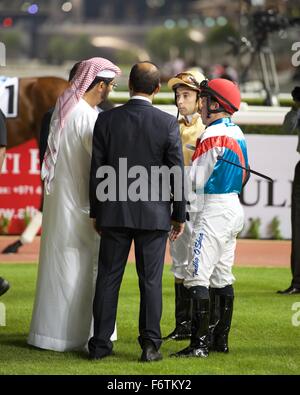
[110,85,293,134]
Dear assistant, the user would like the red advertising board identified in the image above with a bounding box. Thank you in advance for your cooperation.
[0,139,42,234]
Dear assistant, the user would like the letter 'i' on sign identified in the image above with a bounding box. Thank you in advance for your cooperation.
[0,303,6,326]
[0,42,6,66]
[29,149,40,175]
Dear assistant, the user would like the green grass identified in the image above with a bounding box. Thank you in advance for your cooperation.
[0,263,299,375]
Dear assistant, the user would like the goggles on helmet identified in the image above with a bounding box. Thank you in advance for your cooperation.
[173,72,201,90]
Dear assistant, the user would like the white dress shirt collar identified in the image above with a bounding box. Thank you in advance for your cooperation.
[130,95,152,104]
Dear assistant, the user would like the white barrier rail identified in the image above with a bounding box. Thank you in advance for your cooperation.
[110,91,292,101]
[153,104,288,125]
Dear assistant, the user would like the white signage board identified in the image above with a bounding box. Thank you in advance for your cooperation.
[240,135,299,239]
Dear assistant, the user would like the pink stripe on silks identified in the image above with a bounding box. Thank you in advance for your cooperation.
[41,57,121,194]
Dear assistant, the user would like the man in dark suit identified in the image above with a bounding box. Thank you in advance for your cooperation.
[277,86,300,295]
[88,61,186,362]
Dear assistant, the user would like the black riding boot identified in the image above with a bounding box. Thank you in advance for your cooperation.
[208,287,220,349]
[163,282,191,341]
[210,286,234,353]
[171,286,209,358]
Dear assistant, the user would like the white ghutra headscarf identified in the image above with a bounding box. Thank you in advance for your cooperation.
[41,57,121,194]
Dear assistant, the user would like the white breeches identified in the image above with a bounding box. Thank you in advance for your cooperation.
[184,194,244,289]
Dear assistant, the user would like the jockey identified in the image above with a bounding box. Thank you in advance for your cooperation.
[164,69,206,341]
[172,78,249,358]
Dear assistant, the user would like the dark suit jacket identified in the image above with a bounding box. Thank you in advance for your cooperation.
[89,98,186,231]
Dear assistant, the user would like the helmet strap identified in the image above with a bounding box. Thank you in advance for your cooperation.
[206,95,227,117]
[174,92,180,119]
[174,91,177,107]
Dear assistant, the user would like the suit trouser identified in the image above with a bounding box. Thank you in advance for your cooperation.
[88,227,168,358]
[291,161,300,288]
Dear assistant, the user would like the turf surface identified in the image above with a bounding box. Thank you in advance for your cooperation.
[0,263,299,375]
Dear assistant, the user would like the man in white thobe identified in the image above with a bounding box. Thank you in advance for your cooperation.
[28,58,121,352]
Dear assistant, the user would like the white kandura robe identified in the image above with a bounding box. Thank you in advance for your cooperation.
[28,99,116,352]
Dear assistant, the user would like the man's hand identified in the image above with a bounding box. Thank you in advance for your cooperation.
[169,220,185,242]
[92,219,102,236]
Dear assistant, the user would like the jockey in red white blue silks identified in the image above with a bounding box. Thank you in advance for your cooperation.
[172,78,249,359]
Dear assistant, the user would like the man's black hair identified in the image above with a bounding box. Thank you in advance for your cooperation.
[68,62,81,82]
[129,61,160,95]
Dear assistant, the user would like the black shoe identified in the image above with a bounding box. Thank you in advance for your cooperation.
[170,344,209,358]
[277,286,300,295]
[89,349,113,360]
[163,321,191,341]
[140,342,162,362]
[0,278,10,297]
[2,240,23,254]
